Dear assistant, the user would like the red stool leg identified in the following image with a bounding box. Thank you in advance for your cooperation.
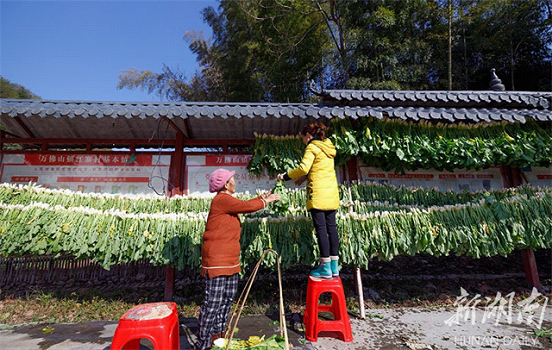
[330,292,340,320]
[170,320,180,350]
[111,337,140,350]
[125,339,141,350]
[304,277,321,342]
[167,315,180,350]
[152,312,180,350]
[328,280,352,342]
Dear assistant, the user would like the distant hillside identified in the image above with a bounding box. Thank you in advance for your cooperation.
[0,77,41,99]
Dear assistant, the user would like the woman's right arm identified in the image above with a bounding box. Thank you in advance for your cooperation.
[220,192,280,215]
[280,145,315,180]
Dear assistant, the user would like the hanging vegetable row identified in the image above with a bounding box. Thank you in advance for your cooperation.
[247,132,305,176]
[0,183,550,270]
[356,118,552,172]
[247,117,552,174]
[1,182,543,219]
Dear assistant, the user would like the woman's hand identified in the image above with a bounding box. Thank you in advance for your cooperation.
[262,189,281,203]
[265,193,281,203]
[276,173,286,181]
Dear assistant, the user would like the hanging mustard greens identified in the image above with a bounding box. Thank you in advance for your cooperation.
[247,132,305,176]
[357,118,552,172]
[247,117,552,173]
[329,117,359,167]
[270,180,290,216]
[1,182,551,270]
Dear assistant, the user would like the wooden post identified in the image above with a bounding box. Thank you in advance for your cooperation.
[521,249,543,291]
[164,132,184,301]
[503,166,542,291]
[346,155,358,184]
[169,132,185,196]
[345,157,366,319]
[355,267,366,319]
[164,265,175,301]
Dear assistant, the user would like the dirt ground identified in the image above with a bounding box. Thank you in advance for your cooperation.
[351,248,552,307]
[1,249,550,324]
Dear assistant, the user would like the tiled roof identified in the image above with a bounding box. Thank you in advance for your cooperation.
[0,95,550,142]
[353,106,550,123]
[318,90,552,110]
[0,100,323,141]
[1,100,311,120]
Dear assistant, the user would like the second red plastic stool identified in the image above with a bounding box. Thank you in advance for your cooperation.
[303,276,353,342]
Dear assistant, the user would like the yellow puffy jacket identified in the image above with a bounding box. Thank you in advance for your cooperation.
[287,139,340,211]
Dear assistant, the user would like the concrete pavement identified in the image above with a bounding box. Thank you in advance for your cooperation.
[1,304,552,350]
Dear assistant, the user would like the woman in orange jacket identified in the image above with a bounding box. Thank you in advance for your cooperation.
[277,123,340,279]
[197,168,280,350]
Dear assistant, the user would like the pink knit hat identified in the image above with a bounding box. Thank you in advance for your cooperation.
[209,168,235,192]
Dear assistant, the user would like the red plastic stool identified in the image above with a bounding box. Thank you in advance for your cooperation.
[111,302,180,350]
[303,276,353,342]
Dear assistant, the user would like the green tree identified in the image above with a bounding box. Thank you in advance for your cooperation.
[0,77,37,150]
[0,77,41,99]
[118,0,551,101]
[117,30,226,101]
[118,0,330,102]
[337,0,551,91]
[421,0,473,90]
[339,0,440,90]
[463,0,552,91]
[189,0,331,102]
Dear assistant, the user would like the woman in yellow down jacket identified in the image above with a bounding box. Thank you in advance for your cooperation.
[277,123,340,279]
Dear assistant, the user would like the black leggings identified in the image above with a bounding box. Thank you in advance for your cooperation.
[310,209,339,257]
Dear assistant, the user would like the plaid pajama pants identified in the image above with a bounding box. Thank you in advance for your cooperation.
[197,273,239,350]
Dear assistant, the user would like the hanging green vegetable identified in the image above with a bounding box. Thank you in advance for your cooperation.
[247,118,552,174]
[1,182,551,271]
[269,180,289,216]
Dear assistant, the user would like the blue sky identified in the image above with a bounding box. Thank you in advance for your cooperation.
[1,0,217,102]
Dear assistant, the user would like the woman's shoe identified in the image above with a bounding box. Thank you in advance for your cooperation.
[330,256,339,277]
[310,257,332,279]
